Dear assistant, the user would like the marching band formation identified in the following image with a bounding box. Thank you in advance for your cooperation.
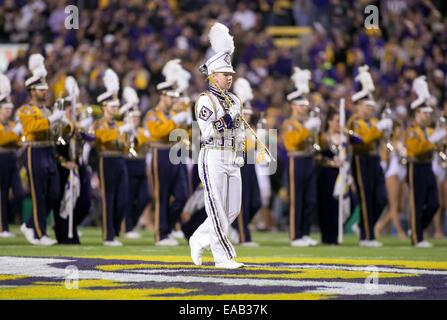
[0,22,446,267]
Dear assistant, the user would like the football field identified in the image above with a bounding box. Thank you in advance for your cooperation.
[0,225,446,301]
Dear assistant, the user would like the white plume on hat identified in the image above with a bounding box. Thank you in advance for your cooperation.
[97,68,120,105]
[65,76,80,100]
[25,53,48,88]
[162,59,182,86]
[0,72,12,102]
[234,78,253,104]
[209,22,235,56]
[120,86,140,116]
[410,75,431,110]
[176,67,191,95]
[287,67,311,103]
[352,65,375,103]
[158,59,191,97]
[201,22,235,75]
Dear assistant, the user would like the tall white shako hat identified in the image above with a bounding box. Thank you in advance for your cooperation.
[156,59,184,98]
[351,65,375,106]
[25,53,49,90]
[120,86,141,117]
[287,67,311,106]
[199,22,235,76]
[234,77,253,115]
[0,72,13,109]
[410,75,433,113]
[97,68,120,107]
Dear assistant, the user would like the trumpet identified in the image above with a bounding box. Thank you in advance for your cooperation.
[309,106,321,152]
[381,103,394,152]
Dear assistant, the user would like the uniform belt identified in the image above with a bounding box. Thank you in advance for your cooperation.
[287,150,313,157]
[124,155,146,160]
[408,156,433,163]
[99,150,123,157]
[22,140,54,147]
[0,146,17,153]
[150,141,173,149]
[201,137,235,150]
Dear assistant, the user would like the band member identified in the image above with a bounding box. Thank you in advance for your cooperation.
[316,107,344,245]
[282,67,320,247]
[19,54,66,246]
[120,87,151,239]
[405,76,443,247]
[189,22,245,268]
[347,65,392,247]
[168,66,193,240]
[52,76,92,244]
[145,59,190,246]
[0,73,24,238]
[375,120,407,239]
[94,68,133,246]
[230,77,262,247]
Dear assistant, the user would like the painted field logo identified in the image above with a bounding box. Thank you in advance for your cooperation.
[0,256,446,299]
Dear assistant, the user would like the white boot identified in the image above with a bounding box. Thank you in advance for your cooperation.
[215,259,244,269]
[20,223,39,245]
[190,236,204,266]
[155,237,179,246]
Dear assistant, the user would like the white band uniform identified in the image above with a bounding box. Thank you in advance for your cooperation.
[191,91,245,264]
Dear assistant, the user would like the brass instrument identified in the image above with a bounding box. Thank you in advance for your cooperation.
[381,103,394,152]
[309,106,321,152]
[52,94,67,146]
[125,114,138,158]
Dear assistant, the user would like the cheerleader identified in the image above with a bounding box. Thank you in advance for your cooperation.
[376,121,407,239]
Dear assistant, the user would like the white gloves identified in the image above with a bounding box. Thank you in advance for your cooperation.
[12,123,23,136]
[305,118,321,131]
[172,112,189,125]
[429,129,447,144]
[119,123,135,135]
[48,110,66,124]
[234,150,245,168]
[234,156,244,167]
[144,129,150,138]
[376,118,393,132]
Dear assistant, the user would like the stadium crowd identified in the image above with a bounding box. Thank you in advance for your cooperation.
[1,0,447,243]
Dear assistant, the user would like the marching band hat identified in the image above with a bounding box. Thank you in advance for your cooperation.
[25,54,48,90]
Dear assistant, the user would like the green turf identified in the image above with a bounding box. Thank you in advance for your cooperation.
[1,225,446,261]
